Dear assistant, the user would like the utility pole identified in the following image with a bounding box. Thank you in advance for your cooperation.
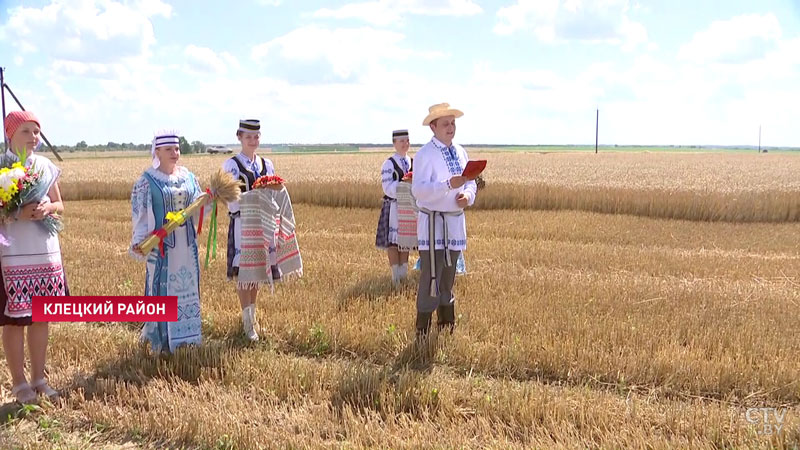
[595,109,599,154]
[758,125,761,153]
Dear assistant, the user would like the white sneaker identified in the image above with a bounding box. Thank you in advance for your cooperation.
[242,305,259,341]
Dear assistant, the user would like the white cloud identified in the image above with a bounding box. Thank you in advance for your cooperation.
[465,62,603,138]
[184,45,239,74]
[134,0,172,18]
[251,25,444,82]
[181,61,602,145]
[670,13,799,135]
[617,16,647,51]
[471,63,591,107]
[678,14,781,64]
[1,0,179,139]
[51,60,127,79]
[17,49,800,147]
[4,1,798,147]
[568,42,800,146]
[221,52,240,69]
[45,80,90,115]
[181,70,453,144]
[494,0,556,36]
[4,0,170,63]
[314,0,482,26]
[0,1,188,144]
[494,0,647,49]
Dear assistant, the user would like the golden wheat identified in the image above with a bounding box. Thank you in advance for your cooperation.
[50,152,800,222]
[1,200,798,448]
[49,151,800,190]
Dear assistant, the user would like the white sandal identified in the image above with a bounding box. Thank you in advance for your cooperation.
[30,379,60,401]
[11,382,38,404]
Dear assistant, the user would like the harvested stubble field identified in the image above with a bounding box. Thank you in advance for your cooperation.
[0,151,799,448]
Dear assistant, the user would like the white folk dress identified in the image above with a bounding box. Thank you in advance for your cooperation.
[130,166,203,353]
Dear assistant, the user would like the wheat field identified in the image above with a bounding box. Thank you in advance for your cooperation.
[0,151,799,448]
[56,151,800,222]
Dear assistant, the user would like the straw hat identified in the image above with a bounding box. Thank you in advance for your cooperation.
[422,102,463,126]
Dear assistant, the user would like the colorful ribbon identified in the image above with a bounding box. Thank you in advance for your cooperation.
[204,199,218,268]
[165,210,187,226]
[197,188,213,234]
[152,228,168,257]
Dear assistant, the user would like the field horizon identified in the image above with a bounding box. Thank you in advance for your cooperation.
[0,151,798,448]
[52,151,800,223]
[25,144,800,160]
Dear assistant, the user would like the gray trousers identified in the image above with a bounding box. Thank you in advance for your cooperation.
[417,250,461,313]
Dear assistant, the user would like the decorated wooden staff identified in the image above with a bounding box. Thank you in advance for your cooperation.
[135,169,241,261]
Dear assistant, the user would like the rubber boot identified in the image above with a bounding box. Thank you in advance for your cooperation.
[437,304,455,334]
[415,311,433,339]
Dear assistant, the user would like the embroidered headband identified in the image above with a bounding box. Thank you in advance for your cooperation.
[392,129,409,140]
[238,119,260,134]
[150,129,181,169]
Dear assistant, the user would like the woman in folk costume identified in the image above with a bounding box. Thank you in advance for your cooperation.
[222,119,275,341]
[375,129,415,284]
[411,103,478,337]
[0,111,65,404]
[130,130,205,354]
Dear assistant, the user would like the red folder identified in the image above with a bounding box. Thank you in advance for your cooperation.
[461,160,487,179]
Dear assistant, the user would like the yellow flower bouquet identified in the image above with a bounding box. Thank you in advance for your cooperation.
[0,152,63,246]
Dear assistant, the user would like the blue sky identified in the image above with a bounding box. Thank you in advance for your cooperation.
[0,0,798,146]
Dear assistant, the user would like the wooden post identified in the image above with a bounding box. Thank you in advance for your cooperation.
[758,125,761,153]
[1,67,6,151]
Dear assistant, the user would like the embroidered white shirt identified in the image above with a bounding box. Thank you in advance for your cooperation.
[222,152,275,214]
[380,153,411,199]
[411,137,477,251]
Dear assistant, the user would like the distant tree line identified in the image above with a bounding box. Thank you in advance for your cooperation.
[60,137,207,154]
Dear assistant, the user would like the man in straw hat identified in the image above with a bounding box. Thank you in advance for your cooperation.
[411,103,478,337]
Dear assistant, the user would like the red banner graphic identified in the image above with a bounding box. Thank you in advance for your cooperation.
[32,296,178,322]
